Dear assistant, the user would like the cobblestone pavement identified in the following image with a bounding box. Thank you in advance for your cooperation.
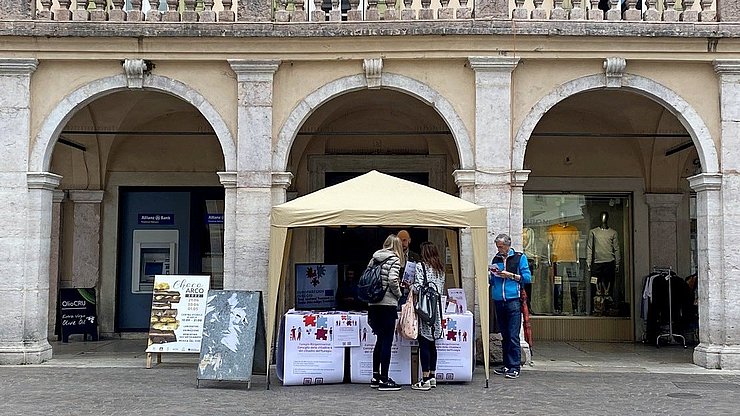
[2,363,740,416]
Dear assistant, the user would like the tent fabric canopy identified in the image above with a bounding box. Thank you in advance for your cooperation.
[266,170,492,384]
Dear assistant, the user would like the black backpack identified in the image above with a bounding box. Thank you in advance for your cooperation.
[415,263,443,328]
[357,258,391,303]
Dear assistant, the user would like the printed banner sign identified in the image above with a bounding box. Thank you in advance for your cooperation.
[295,264,338,310]
[146,275,210,353]
[433,312,474,383]
[349,313,412,385]
[280,311,345,386]
[197,290,266,383]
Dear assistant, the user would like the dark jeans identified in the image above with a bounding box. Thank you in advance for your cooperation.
[368,305,397,379]
[418,336,438,374]
[494,299,522,371]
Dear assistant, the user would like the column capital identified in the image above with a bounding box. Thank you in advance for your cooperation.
[0,58,38,76]
[645,193,684,208]
[688,173,723,192]
[272,171,294,189]
[52,190,66,203]
[228,59,281,82]
[217,171,238,188]
[468,56,520,72]
[453,169,476,187]
[68,190,104,203]
[511,170,531,187]
[713,60,740,75]
[26,172,62,190]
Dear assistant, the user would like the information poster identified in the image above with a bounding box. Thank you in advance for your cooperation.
[282,312,345,385]
[331,313,360,347]
[433,312,474,382]
[295,264,339,310]
[146,275,210,353]
[349,313,411,385]
[446,288,467,314]
[197,290,266,383]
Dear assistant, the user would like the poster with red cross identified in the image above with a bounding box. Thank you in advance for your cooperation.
[432,311,474,382]
[349,313,412,385]
[282,311,345,386]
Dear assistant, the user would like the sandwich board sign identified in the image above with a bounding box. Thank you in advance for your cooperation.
[145,275,210,368]
[196,290,267,389]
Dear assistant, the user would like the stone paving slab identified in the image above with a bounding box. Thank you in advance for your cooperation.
[2,365,740,416]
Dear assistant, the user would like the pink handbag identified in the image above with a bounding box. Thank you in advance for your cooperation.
[398,291,418,340]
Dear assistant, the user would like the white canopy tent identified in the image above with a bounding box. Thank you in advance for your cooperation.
[266,170,492,385]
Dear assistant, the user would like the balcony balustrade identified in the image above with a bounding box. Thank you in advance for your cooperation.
[30,0,719,22]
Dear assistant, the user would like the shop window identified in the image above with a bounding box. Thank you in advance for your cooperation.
[524,194,631,317]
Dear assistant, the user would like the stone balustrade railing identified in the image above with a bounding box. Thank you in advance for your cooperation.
[513,0,717,22]
[27,0,726,22]
[34,0,473,21]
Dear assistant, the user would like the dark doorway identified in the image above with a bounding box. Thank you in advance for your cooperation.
[323,172,429,310]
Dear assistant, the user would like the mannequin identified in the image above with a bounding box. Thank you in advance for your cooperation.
[586,212,620,315]
[547,222,580,314]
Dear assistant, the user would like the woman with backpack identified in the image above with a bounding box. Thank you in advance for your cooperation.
[411,241,445,391]
[367,234,404,391]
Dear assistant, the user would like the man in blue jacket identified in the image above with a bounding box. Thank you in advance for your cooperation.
[489,233,532,379]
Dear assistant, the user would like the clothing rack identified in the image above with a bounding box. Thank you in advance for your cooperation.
[653,266,687,349]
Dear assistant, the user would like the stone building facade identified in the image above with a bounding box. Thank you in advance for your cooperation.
[0,0,739,370]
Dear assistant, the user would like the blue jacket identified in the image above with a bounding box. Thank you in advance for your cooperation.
[490,248,532,302]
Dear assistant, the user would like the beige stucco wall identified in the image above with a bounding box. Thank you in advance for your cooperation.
[30,60,237,168]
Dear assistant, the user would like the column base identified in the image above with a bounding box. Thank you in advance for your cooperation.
[0,340,52,365]
[693,343,721,369]
[693,343,740,369]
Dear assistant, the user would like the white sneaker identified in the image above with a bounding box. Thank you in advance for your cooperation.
[429,377,437,388]
[411,380,431,391]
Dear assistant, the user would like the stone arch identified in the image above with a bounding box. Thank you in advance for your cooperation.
[30,74,237,172]
[273,73,475,172]
[512,73,720,174]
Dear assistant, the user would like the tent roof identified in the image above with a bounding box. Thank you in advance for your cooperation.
[271,170,486,229]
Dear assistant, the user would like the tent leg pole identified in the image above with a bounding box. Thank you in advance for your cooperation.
[485,379,489,388]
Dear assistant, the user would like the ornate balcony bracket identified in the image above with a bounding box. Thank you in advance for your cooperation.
[122,59,154,89]
[604,57,626,88]
[363,58,383,89]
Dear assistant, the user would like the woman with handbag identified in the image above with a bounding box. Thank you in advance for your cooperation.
[411,241,445,391]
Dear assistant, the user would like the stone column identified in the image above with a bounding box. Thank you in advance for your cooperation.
[688,173,725,369]
[510,170,530,249]
[67,190,104,289]
[0,0,33,19]
[468,56,520,256]
[47,190,65,340]
[718,0,740,22]
[227,60,280,292]
[238,0,272,21]
[218,171,237,290]
[0,58,52,365]
[453,170,477,320]
[708,60,740,369]
[473,0,508,19]
[272,172,293,206]
[644,193,684,269]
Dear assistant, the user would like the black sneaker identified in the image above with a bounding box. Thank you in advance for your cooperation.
[378,378,401,391]
[505,368,520,379]
[370,375,380,388]
[493,366,508,376]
